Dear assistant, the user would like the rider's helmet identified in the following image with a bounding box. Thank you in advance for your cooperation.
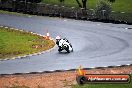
[56,36,61,40]
[56,36,61,45]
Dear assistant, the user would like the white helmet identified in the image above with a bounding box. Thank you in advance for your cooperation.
[56,36,61,40]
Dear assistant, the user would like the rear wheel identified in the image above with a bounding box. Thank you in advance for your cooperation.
[69,44,73,52]
[66,50,70,53]
[71,48,73,52]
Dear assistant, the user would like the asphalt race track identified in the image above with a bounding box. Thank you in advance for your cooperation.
[0,14,132,74]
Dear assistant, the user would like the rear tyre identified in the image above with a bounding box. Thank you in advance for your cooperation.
[71,48,73,52]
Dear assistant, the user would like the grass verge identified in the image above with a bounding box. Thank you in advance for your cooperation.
[0,27,55,59]
[0,10,34,17]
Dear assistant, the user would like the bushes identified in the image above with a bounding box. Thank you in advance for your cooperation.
[0,0,132,24]
[95,0,112,20]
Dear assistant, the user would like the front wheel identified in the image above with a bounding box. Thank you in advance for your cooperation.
[58,47,63,52]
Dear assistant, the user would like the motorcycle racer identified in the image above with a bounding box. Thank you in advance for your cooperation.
[55,36,73,53]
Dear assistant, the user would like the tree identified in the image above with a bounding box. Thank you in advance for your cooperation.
[75,0,87,9]
[108,0,115,3]
[76,0,82,8]
[59,0,65,5]
[59,0,64,3]
[82,0,87,9]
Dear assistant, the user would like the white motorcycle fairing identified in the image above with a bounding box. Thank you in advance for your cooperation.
[58,39,73,52]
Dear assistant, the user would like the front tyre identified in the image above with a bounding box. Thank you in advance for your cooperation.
[58,46,63,52]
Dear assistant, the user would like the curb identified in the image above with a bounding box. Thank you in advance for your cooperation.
[0,64,132,75]
[0,25,57,61]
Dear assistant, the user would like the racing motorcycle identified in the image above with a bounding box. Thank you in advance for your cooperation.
[58,39,73,53]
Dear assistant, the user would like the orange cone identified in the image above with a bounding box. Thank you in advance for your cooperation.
[77,66,86,76]
[43,29,50,40]
[46,32,50,40]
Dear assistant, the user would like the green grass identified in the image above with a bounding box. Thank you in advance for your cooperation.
[72,75,132,88]
[111,0,132,12]
[0,10,33,16]
[0,27,55,59]
[42,0,132,13]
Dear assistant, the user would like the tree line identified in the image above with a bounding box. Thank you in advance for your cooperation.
[1,0,42,3]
